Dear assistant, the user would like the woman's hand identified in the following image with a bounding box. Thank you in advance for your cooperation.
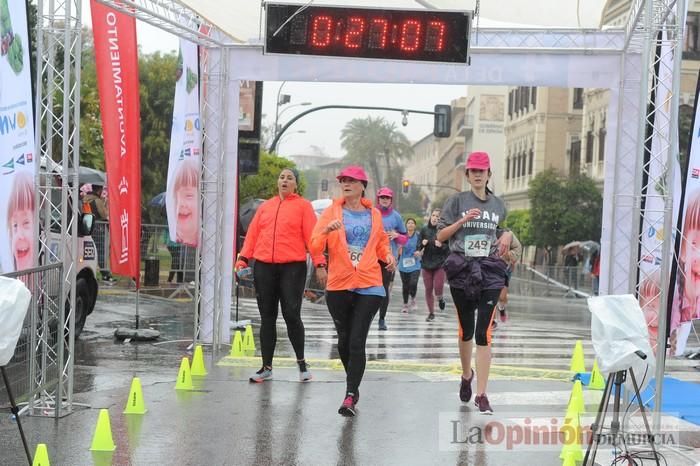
[385,254,397,272]
[434,239,442,247]
[325,220,342,234]
[461,208,481,225]
[387,230,399,240]
[315,267,328,287]
[496,231,513,257]
[421,239,428,246]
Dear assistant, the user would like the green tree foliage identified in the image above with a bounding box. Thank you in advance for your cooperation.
[503,209,533,246]
[240,151,304,202]
[340,116,412,190]
[398,185,427,217]
[138,52,178,223]
[529,169,602,258]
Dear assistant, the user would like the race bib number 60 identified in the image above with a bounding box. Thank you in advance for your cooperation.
[464,234,491,257]
[348,245,363,267]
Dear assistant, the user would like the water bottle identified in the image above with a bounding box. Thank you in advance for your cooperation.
[236,267,252,279]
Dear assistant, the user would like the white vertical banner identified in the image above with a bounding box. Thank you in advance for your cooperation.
[166,38,202,247]
[638,32,681,350]
[0,0,36,273]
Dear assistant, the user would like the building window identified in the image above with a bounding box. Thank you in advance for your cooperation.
[598,128,606,162]
[569,139,581,176]
[531,87,537,108]
[521,153,527,177]
[508,91,513,118]
[506,157,511,180]
[516,155,521,178]
[585,130,594,164]
[528,149,534,175]
[522,87,530,113]
[684,13,700,60]
[512,155,518,179]
[573,88,584,110]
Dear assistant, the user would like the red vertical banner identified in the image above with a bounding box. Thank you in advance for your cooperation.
[90,0,142,284]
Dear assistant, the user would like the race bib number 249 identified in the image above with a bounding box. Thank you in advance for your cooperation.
[464,234,491,257]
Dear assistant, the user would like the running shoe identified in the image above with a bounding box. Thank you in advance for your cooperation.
[491,320,498,330]
[409,298,416,311]
[378,319,388,331]
[298,360,312,382]
[438,297,446,310]
[426,313,435,322]
[498,304,508,323]
[249,367,272,383]
[338,394,356,417]
[459,369,475,402]
[401,304,409,313]
[474,394,493,415]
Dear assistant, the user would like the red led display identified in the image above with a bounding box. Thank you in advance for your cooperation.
[266,4,470,64]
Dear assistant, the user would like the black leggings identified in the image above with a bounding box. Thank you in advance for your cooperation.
[450,287,501,346]
[379,267,394,320]
[400,270,420,304]
[253,260,307,367]
[326,291,382,395]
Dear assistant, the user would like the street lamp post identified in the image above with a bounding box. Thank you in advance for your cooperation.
[277,130,307,153]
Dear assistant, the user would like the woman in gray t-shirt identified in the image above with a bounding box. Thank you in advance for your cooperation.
[437,151,512,415]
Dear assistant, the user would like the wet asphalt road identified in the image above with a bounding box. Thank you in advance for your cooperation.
[1,287,699,465]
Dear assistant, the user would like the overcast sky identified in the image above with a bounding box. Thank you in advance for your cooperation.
[82,0,608,159]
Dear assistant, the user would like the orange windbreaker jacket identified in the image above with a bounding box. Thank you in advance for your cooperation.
[239,193,324,266]
[309,197,391,291]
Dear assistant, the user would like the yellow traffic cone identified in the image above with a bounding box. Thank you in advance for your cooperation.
[244,325,256,352]
[559,414,583,462]
[589,359,605,390]
[32,444,50,466]
[229,331,244,358]
[90,409,116,452]
[191,345,208,377]
[123,377,147,414]
[567,380,585,415]
[561,449,578,466]
[175,357,193,391]
[569,340,586,374]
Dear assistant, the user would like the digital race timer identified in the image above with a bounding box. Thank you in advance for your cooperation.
[264,3,471,64]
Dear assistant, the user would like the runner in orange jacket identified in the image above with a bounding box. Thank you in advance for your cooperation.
[309,165,396,416]
[235,167,326,383]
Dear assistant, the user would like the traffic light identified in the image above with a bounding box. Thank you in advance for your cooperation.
[402,179,410,194]
[433,104,451,138]
[321,179,328,191]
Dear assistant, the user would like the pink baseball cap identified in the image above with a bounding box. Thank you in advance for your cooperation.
[465,151,491,171]
[376,187,393,198]
[337,165,369,182]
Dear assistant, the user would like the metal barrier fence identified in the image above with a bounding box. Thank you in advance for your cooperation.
[92,221,197,289]
[0,263,65,416]
[509,263,595,298]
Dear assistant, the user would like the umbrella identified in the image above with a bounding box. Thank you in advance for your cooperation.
[562,241,582,251]
[239,198,265,235]
[581,240,600,254]
[149,192,166,208]
[78,166,106,185]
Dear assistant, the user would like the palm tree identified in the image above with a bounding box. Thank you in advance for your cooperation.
[340,116,413,189]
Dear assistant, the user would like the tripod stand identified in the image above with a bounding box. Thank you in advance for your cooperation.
[1,366,32,465]
[583,366,659,466]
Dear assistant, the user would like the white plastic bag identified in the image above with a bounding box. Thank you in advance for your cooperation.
[588,294,656,390]
[0,276,32,366]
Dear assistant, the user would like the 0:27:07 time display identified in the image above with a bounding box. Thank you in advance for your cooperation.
[265,5,470,63]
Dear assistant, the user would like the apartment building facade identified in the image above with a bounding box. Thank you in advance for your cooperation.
[501,87,585,210]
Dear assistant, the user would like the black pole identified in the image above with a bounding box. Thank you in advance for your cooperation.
[268,104,437,153]
[1,366,32,465]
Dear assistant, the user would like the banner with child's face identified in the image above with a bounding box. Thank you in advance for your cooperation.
[166,38,202,247]
[0,0,36,273]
